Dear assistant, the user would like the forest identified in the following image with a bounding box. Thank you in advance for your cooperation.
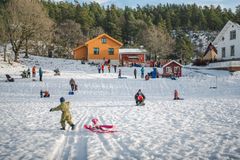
[1,0,240,63]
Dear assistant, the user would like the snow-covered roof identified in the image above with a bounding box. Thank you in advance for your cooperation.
[162,60,182,68]
[213,20,240,45]
[119,48,148,54]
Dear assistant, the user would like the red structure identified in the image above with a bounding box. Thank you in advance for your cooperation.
[119,49,148,66]
[162,60,182,77]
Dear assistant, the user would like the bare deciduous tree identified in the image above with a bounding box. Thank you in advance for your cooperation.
[140,25,175,60]
[2,0,53,61]
[53,20,86,58]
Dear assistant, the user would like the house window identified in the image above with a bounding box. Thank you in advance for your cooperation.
[222,47,225,58]
[166,67,172,73]
[230,45,235,56]
[94,48,99,55]
[230,30,236,40]
[102,38,107,44]
[108,48,114,55]
[174,66,179,73]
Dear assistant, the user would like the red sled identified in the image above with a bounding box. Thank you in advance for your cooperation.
[84,124,117,133]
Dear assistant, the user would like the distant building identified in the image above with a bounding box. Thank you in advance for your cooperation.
[213,20,240,60]
[73,33,123,64]
[119,48,148,66]
[203,43,217,62]
[209,21,240,71]
[162,60,182,77]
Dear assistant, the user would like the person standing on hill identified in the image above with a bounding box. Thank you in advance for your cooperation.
[108,64,111,73]
[27,68,31,78]
[113,65,117,73]
[50,97,75,130]
[141,67,144,79]
[98,64,101,73]
[101,64,104,73]
[32,66,36,78]
[134,68,137,79]
[118,69,121,78]
[69,78,78,91]
[39,67,43,81]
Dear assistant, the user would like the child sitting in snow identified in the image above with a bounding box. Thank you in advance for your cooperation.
[50,97,75,130]
[135,89,146,105]
[40,90,50,98]
[173,89,183,100]
[92,118,100,129]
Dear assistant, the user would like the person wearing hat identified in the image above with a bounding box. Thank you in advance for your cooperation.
[134,89,146,105]
[50,97,75,130]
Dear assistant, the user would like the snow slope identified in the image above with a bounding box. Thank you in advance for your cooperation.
[0,55,240,160]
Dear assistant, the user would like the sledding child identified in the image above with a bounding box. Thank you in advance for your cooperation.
[40,90,50,98]
[135,89,146,105]
[92,118,100,129]
[50,97,75,130]
[174,89,183,100]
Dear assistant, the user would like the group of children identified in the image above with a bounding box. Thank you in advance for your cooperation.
[134,89,183,106]
[98,64,117,73]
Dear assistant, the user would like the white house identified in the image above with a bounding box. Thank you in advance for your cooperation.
[213,20,240,60]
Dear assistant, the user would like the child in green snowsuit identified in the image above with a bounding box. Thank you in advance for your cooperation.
[50,97,75,130]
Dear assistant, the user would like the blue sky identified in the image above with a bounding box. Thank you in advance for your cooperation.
[54,0,239,11]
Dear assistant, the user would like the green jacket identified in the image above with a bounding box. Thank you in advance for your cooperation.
[52,102,71,119]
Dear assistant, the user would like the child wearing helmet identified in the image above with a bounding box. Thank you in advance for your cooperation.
[92,118,100,129]
[50,97,75,130]
[135,89,145,105]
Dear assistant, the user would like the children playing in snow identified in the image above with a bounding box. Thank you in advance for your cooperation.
[50,97,75,130]
[135,89,146,105]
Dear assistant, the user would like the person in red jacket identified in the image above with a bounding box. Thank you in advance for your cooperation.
[32,66,36,78]
[101,64,104,73]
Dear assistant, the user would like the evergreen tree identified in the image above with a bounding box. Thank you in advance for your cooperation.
[175,32,194,64]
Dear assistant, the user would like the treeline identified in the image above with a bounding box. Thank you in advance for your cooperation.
[1,0,240,63]
[42,1,239,39]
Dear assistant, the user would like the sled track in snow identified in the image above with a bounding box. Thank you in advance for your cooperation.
[51,111,90,160]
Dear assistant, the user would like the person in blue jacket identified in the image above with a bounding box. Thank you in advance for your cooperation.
[140,67,144,78]
[39,67,43,81]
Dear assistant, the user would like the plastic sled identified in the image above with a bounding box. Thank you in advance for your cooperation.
[68,91,74,95]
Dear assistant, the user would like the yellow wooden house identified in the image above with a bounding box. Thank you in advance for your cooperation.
[203,43,217,62]
[73,33,123,64]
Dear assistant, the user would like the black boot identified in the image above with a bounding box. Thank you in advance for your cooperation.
[60,127,65,130]
[71,124,75,130]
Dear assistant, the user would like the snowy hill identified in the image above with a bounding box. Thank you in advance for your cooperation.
[0,55,240,159]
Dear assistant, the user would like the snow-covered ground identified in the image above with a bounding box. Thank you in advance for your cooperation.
[0,55,240,160]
